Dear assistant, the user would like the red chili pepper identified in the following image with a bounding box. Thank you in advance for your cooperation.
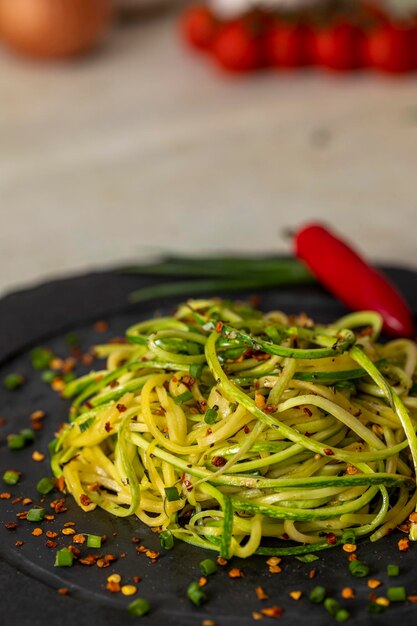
[294,223,414,338]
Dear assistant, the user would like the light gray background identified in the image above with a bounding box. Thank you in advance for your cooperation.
[1,9,417,296]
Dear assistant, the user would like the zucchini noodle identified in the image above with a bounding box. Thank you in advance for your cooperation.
[51,299,417,557]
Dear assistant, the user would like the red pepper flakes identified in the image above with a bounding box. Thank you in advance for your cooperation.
[256,586,268,600]
[303,407,313,417]
[81,353,94,366]
[116,403,127,413]
[46,540,58,549]
[32,528,43,536]
[73,534,86,544]
[133,576,141,584]
[409,512,417,524]
[348,553,358,562]
[228,568,244,579]
[79,555,99,566]
[15,541,24,547]
[255,393,266,409]
[211,456,227,468]
[0,418,7,426]
[309,569,316,579]
[63,521,75,528]
[44,514,55,521]
[342,543,357,553]
[260,606,283,619]
[202,621,218,626]
[323,449,334,456]
[16,512,28,520]
[51,379,65,392]
[31,410,45,421]
[22,498,32,506]
[407,596,417,603]
[68,546,81,557]
[132,537,141,544]
[289,591,302,601]
[216,556,228,567]
[54,476,66,493]
[57,588,70,596]
[120,552,127,558]
[32,451,45,462]
[4,522,19,530]
[104,422,112,432]
[46,531,58,538]
[62,528,76,536]
[97,554,117,568]
[215,321,223,333]
[326,532,337,545]
[367,579,381,589]
[79,494,92,507]
[199,577,208,587]
[94,320,109,333]
[31,421,44,432]
[341,587,355,599]
[0,492,11,499]
[106,581,121,593]
[12,497,22,505]
[51,498,67,513]
[251,612,263,621]
[398,537,410,552]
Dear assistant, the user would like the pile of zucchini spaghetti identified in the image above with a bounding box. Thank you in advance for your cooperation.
[52,299,417,558]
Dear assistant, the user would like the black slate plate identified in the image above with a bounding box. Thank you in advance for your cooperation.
[1,266,417,626]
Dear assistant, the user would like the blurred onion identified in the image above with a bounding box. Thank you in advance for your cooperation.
[0,0,112,59]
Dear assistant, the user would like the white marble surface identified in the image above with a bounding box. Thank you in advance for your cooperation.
[1,9,417,297]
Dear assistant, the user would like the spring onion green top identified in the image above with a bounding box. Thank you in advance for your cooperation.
[51,300,417,558]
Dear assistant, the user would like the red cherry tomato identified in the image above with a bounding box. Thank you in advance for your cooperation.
[265,22,312,68]
[312,22,364,71]
[212,20,262,72]
[363,23,416,73]
[180,4,217,51]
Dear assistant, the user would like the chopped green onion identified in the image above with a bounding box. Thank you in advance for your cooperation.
[2,470,21,486]
[334,381,356,394]
[199,558,217,576]
[27,507,45,522]
[7,434,26,450]
[54,547,73,567]
[48,439,58,456]
[348,560,370,578]
[387,586,406,602]
[324,598,341,616]
[42,370,57,384]
[159,530,174,550]
[36,477,55,495]
[79,418,94,433]
[309,586,327,604]
[128,598,151,617]
[187,581,207,607]
[336,608,350,622]
[86,534,102,549]
[4,373,25,390]
[190,363,203,379]
[295,554,319,563]
[204,408,218,425]
[20,428,35,443]
[387,564,399,577]
[341,530,356,544]
[65,333,80,347]
[173,391,194,405]
[164,486,181,502]
[367,602,384,614]
[31,347,53,370]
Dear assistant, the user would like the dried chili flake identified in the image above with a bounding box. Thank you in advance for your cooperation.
[12,497,22,505]
[251,612,263,621]
[341,587,355,599]
[255,393,266,409]
[80,494,92,507]
[22,498,32,506]
[323,448,334,456]
[32,451,45,462]
[62,528,76,536]
[343,543,357,553]
[215,321,223,333]
[326,532,337,545]
[57,587,69,596]
[104,422,112,432]
[266,557,281,567]
[368,579,382,589]
[216,557,228,567]
[398,538,410,552]
[79,555,98,566]
[15,541,24,547]
[116,404,127,413]
[256,586,268,600]
[63,521,75,528]
[94,320,109,333]
[46,540,58,549]
[133,576,141,584]
[32,528,43,536]
[4,522,18,530]
[46,531,58,538]
[309,569,317,579]
[409,512,417,524]
[106,581,121,593]
[211,456,227,467]
[289,591,302,601]
[73,534,86,544]
[228,568,244,579]
[0,492,11,499]
[31,410,45,421]
[269,565,282,574]
[260,606,283,619]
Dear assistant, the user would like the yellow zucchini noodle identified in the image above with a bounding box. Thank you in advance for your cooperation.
[51,299,417,558]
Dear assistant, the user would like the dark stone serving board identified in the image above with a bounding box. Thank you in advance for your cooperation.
[1,264,417,626]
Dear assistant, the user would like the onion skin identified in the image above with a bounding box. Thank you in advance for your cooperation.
[0,0,112,59]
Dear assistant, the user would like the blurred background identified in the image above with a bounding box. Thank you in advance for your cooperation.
[0,0,416,297]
